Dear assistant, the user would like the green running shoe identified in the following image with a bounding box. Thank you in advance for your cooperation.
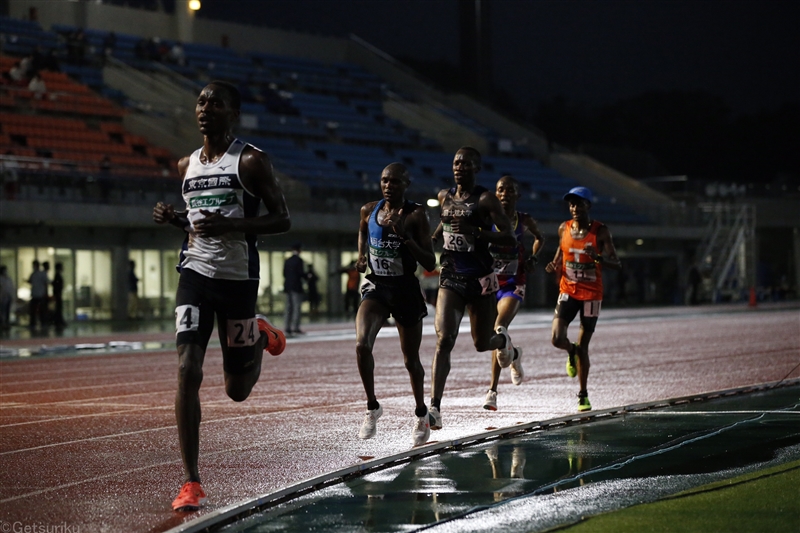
[566,343,578,378]
[577,391,592,412]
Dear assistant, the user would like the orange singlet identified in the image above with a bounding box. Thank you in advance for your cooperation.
[559,219,604,301]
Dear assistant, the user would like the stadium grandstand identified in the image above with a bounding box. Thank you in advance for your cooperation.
[0,0,796,327]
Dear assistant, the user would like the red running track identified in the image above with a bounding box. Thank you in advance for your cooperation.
[0,303,798,532]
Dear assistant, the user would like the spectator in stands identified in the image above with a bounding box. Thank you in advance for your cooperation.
[168,41,186,66]
[27,259,49,330]
[339,261,360,315]
[352,162,436,447]
[262,85,299,115]
[3,60,27,84]
[283,243,305,335]
[103,32,117,62]
[134,37,149,60]
[19,54,34,77]
[545,186,621,413]
[41,49,60,72]
[127,260,139,320]
[100,155,112,175]
[305,263,321,318]
[67,29,87,65]
[427,146,516,431]
[52,262,67,328]
[152,37,169,62]
[152,80,291,512]
[0,265,14,330]
[27,71,47,98]
[482,175,545,411]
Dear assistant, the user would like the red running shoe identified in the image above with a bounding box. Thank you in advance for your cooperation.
[256,314,286,355]
[172,481,207,511]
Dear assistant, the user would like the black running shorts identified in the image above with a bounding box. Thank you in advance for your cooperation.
[360,275,427,327]
[554,292,601,333]
[439,269,498,305]
[175,268,260,375]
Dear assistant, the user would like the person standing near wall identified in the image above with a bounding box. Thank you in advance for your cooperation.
[0,265,14,330]
[283,243,305,335]
[28,260,48,330]
[340,261,360,316]
[305,263,321,318]
[128,260,139,320]
[52,262,67,328]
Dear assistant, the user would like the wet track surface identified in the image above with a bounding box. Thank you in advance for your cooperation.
[0,302,798,532]
[218,384,800,532]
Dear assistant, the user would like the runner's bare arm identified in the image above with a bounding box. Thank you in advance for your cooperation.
[194,147,291,238]
[595,225,621,270]
[356,202,378,273]
[522,213,545,270]
[405,206,436,272]
[153,156,189,229]
[475,191,515,246]
[545,222,566,274]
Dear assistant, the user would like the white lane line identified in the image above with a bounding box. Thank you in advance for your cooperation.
[0,400,357,457]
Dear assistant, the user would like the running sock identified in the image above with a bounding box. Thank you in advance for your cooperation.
[431,397,441,410]
[367,400,380,411]
[414,406,428,417]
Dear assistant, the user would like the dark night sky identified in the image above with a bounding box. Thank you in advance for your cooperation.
[197,0,799,117]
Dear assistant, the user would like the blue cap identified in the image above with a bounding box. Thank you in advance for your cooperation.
[563,186,593,202]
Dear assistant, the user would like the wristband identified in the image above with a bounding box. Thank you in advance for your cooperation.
[530,256,539,264]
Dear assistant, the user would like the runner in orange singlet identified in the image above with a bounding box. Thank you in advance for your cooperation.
[545,186,620,412]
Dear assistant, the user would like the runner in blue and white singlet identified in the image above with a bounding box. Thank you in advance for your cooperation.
[354,163,436,448]
[366,198,420,280]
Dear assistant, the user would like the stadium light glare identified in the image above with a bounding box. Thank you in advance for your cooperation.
[188,0,201,11]
[426,198,439,208]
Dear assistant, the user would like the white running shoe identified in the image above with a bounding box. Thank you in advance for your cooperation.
[428,406,442,430]
[412,412,431,446]
[483,389,497,411]
[510,347,524,385]
[495,326,514,368]
[358,404,382,439]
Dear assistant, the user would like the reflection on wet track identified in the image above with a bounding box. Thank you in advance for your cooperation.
[220,384,800,533]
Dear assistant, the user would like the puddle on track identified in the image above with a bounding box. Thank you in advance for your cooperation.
[219,384,800,533]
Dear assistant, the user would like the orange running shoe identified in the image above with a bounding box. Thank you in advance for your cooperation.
[256,314,286,356]
[172,481,207,511]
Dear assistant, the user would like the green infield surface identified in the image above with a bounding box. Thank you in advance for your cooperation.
[560,459,800,533]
